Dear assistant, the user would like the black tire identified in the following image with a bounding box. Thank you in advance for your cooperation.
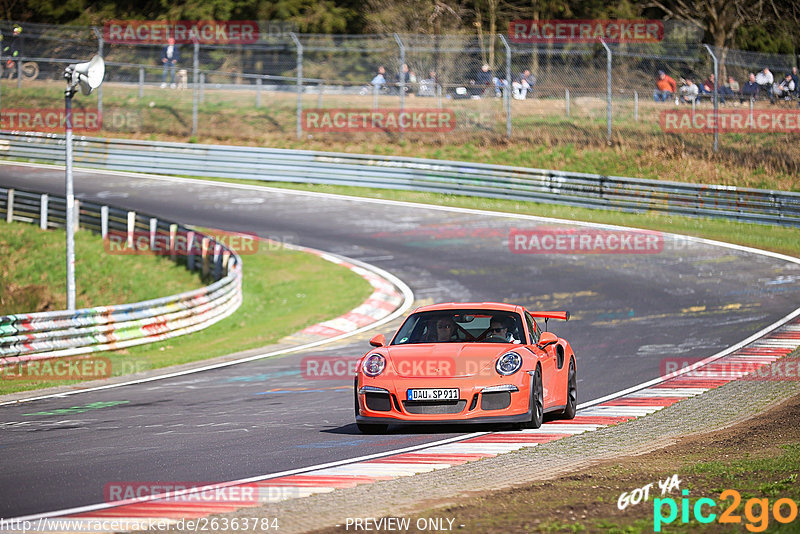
[357,422,389,434]
[560,359,577,420]
[520,366,543,429]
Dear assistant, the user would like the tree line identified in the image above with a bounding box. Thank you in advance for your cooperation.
[3,0,797,55]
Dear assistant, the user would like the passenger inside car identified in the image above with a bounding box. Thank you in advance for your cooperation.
[433,317,459,342]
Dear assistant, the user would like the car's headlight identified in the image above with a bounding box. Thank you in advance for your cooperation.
[495,351,522,376]
[362,354,386,377]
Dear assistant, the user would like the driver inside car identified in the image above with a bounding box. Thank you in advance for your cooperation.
[487,316,520,343]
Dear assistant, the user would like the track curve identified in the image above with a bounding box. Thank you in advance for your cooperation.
[1,162,799,518]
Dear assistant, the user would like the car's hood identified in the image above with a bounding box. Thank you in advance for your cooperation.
[384,343,517,378]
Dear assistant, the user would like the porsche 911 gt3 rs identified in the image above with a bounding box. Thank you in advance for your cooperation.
[354,302,577,433]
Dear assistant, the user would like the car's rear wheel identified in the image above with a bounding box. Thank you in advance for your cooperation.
[519,366,543,429]
[357,422,389,434]
[559,359,577,420]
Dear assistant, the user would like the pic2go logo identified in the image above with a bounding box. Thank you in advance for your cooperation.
[618,474,681,510]
[654,489,799,532]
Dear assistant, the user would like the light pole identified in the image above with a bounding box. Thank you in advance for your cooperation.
[63,55,105,311]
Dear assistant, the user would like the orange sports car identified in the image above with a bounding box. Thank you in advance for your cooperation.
[354,302,577,433]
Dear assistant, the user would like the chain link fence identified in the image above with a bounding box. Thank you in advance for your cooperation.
[0,20,798,155]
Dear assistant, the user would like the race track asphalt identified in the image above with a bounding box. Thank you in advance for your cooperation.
[1,164,798,517]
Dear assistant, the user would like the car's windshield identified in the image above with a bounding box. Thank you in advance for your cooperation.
[391,310,526,345]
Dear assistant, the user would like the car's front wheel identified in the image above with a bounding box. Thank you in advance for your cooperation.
[519,366,543,429]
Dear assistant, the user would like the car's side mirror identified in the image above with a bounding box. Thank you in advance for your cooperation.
[537,332,558,349]
[369,334,386,347]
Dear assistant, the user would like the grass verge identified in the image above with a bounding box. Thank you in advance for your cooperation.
[0,223,373,395]
[0,220,200,314]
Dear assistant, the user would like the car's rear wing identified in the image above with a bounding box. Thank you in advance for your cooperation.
[529,311,570,321]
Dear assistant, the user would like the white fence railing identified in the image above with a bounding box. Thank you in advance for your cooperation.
[0,186,243,362]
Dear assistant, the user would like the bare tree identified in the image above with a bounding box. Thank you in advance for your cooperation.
[365,0,463,34]
[645,0,783,50]
[645,0,790,80]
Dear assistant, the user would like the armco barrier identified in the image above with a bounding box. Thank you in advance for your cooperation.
[0,186,243,363]
[1,132,798,227]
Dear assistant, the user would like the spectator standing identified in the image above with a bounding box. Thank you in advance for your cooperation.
[2,25,22,79]
[160,38,180,88]
[653,70,677,102]
[755,67,774,103]
[791,67,799,97]
[740,73,759,103]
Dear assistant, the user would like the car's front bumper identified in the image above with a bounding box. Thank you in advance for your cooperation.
[355,412,532,425]
[356,373,534,424]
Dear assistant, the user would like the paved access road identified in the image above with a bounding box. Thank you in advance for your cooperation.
[1,164,798,517]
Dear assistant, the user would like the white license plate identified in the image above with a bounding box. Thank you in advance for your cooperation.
[407,388,459,401]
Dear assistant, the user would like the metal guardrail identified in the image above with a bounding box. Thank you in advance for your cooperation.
[1,132,798,227]
[0,185,243,362]
[0,133,800,226]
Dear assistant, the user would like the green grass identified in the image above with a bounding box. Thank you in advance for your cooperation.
[0,222,373,395]
[196,179,800,259]
[0,220,200,313]
[114,243,373,369]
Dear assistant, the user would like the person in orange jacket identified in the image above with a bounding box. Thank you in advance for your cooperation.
[654,70,677,102]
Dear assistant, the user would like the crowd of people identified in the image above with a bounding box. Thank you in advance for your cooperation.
[366,62,800,106]
[366,63,537,100]
[654,67,799,106]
